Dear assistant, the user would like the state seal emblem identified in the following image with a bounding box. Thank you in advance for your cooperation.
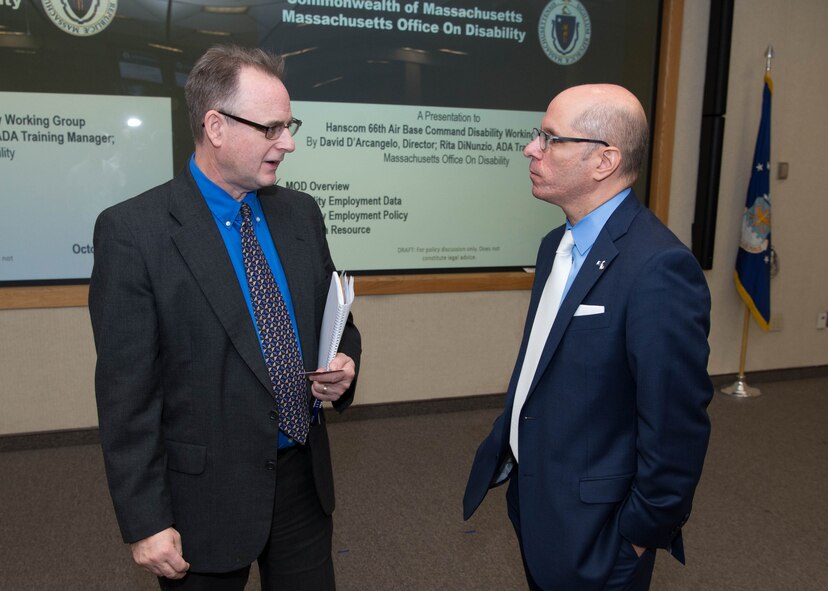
[41,0,118,37]
[538,0,592,65]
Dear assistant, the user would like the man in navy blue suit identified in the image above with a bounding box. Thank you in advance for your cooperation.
[464,84,713,590]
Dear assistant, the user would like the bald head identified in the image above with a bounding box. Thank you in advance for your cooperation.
[554,84,649,183]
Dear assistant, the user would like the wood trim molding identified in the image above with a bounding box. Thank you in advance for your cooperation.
[648,0,684,224]
[0,272,535,309]
[0,284,90,310]
[1,2,683,309]
[354,272,534,296]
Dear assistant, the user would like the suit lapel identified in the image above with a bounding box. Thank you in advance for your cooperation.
[168,171,273,395]
[501,229,562,415]
[527,193,643,396]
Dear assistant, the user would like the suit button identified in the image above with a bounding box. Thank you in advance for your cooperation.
[269,411,278,420]
[265,461,276,470]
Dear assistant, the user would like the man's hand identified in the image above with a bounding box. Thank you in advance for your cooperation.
[308,352,356,402]
[130,527,190,579]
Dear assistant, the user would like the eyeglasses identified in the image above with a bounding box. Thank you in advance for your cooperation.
[532,128,608,150]
[218,111,302,139]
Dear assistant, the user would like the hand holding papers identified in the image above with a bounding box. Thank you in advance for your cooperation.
[309,272,355,421]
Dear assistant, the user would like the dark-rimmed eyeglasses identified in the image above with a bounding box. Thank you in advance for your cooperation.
[532,128,608,150]
[218,111,302,139]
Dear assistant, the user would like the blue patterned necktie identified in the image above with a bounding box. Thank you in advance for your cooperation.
[239,203,309,444]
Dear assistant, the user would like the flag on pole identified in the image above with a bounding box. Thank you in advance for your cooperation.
[734,71,772,331]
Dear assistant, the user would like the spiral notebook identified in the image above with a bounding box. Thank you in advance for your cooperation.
[317,271,355,369]
[311,271,354,421]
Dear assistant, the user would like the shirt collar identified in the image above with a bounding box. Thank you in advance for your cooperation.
[567,188,631,255]
[189,155,262,228]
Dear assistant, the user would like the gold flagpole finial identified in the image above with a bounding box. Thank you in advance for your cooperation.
[765,45,774,72]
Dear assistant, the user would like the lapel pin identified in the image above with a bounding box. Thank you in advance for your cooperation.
[596,260,606,270]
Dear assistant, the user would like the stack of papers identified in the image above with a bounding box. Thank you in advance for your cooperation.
[311,271,354,420]
[317,271,355,370]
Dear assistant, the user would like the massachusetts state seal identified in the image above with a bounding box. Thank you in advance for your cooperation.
[538,0,591,65]
[41,0,118,37]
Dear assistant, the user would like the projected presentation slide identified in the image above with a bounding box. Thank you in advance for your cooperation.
[0,0,659,282]
[0,92,173,283]
[283,101,551,270]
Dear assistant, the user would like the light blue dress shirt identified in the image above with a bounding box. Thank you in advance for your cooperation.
[189,156,301,448]
[561,188,631,299]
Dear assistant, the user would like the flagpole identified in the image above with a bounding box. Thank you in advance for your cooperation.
[721,307,761,397]
[722,45,773,399]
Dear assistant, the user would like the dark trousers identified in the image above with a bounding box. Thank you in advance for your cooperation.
[159,445,335,591]
[506,464,654,591]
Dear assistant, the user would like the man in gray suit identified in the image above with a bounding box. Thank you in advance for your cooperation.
[89,45,360,590]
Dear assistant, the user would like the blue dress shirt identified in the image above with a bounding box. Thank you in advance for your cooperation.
[562,188,631,299]
[190,156,301,448]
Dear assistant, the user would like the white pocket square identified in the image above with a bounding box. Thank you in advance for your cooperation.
[574,304,605,317]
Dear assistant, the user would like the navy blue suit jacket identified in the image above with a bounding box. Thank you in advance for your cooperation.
[464,192,712,590]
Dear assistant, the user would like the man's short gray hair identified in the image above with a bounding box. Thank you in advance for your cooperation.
[572,101,649,182]
[184,45,285,143]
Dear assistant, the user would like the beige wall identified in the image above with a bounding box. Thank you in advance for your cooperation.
[1,0,826,436]
[672,0,828,373]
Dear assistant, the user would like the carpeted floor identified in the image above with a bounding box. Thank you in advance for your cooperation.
[1,372,826,590]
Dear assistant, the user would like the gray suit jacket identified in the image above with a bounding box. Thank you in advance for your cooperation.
[89,169,361,572]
